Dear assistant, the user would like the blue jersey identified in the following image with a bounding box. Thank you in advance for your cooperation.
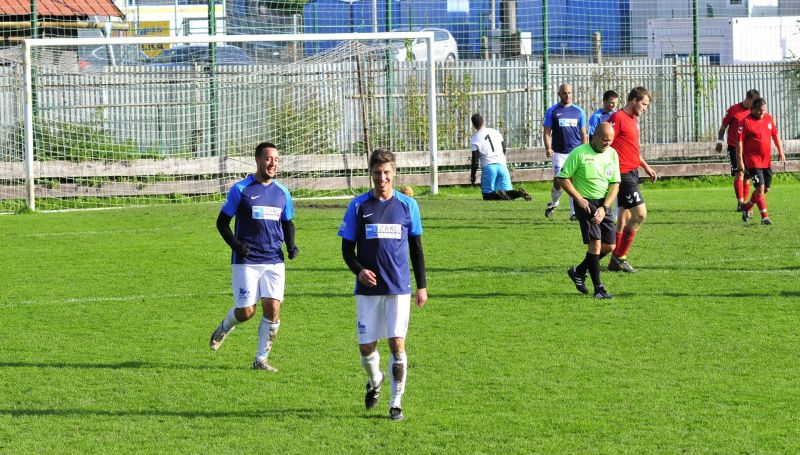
[588,108,614,137]
[221,175,294,265]
[338,190,423,296]
[543,103,587,154]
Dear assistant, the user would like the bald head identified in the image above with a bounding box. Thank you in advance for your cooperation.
[591,122,614,152]
[557,83,573,106]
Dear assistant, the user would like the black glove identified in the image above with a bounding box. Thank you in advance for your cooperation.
[233,242,251,258]
[287,246,299,260]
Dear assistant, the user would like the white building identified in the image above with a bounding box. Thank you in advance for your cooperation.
[630,0,800,54]
[648,15,800,63]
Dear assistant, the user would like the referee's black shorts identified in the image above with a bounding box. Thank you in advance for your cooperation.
[574,199,616,245]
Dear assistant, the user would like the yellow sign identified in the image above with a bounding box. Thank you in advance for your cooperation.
[138,21,171,57]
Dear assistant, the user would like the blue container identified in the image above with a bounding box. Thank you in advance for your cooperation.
[515,0,630,55]
[302,0,498,57]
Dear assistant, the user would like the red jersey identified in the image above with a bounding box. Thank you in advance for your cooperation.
[609,109,641,174]
[721,103,751,147]
[739,113,778,169]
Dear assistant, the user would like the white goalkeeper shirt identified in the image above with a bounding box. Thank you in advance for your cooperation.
[470,127,507,168]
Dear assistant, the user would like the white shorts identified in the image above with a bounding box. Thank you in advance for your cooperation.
[552,152,569,176]
[231,263,285,308]
[356,294,411,345]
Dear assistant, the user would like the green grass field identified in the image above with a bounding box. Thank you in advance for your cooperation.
[1,180,799,453]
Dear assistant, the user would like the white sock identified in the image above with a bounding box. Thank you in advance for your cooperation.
[389,352,407,409]
[360,351,382,388]
[221,307,240,332]
[256,317,280,361]
[550,187,562,206]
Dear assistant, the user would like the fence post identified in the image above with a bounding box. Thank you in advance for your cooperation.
[23,41,36,211]
[692,0,701,141]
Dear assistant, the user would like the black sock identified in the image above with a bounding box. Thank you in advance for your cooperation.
[599,250,610,261]
[587,253,602,289]
[575,253,590,276]
[505,190,524,200]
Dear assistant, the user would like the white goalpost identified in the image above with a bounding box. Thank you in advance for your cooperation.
[5,32,439,212]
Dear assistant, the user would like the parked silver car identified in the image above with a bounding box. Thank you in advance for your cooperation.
[390,27,459,62]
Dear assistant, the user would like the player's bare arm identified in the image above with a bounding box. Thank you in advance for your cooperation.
[640,157,657,182]
[581,127,589,144]
[736,140,745,171]
[774,136,785,162]
[543,126,554,157]
[715,124,727,153]
[557,177,590,214]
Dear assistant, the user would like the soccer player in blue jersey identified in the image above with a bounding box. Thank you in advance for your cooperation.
[469,113,531,201]
[338,149,428,422]
[209,142,299,372]
[543,82,588,220]
[588,90,619,140]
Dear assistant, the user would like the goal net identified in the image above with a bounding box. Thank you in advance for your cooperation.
[0,33,438,212]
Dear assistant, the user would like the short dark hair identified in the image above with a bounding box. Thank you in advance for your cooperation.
[255,142,278,158]
[369,148,396,171]
[746,89,760,99]
[602,90,619,101]
[627,86,652,102]
[471,113,484,129]
[751,98,766,110]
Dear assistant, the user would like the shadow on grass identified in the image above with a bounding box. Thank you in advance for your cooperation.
[0,360,240,371]
[0,407,323,419]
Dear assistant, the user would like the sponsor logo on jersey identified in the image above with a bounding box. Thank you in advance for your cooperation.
[558,118,579,127]
[252,205,282,221]
[606,166,614,178]
[238,287,250,299]
[365,223,402,239]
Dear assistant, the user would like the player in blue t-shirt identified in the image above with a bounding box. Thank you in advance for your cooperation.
[338,149,428,421]
[209,142,299,373]
[588,90,619,140]
[543,82,588,219]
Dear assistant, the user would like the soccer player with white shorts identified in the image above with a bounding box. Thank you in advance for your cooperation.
[209,142,299,372]
[543,82,588,220]
[339,149,428,421]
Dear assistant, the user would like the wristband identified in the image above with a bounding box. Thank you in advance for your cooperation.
[603,206,610,212]
[716,139,724,145]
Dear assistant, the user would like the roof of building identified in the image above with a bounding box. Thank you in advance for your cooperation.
[0,0,123,17]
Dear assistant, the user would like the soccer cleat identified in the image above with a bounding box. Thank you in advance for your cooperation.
[742,210,752,222]
[544,203,557,218]
[519,188,532,202]
[761,217,773,225]
[609,255,637,273]
[567,267,588,294]
[736,201,745,212]
[252,358,278,372]
[364,372,385,410]
[594,286,613,299]
[210,320,234,351]
[389,407,405,421]
[569,213,577,222]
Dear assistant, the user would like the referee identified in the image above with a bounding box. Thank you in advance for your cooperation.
[558,122,620,299]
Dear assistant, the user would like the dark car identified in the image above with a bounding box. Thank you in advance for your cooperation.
[148,45,254,66]
[78,44,151,70]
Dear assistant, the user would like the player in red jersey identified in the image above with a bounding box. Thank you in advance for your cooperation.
[606,87,657,273]
[737,98,785,225]
[715,89,759,212]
